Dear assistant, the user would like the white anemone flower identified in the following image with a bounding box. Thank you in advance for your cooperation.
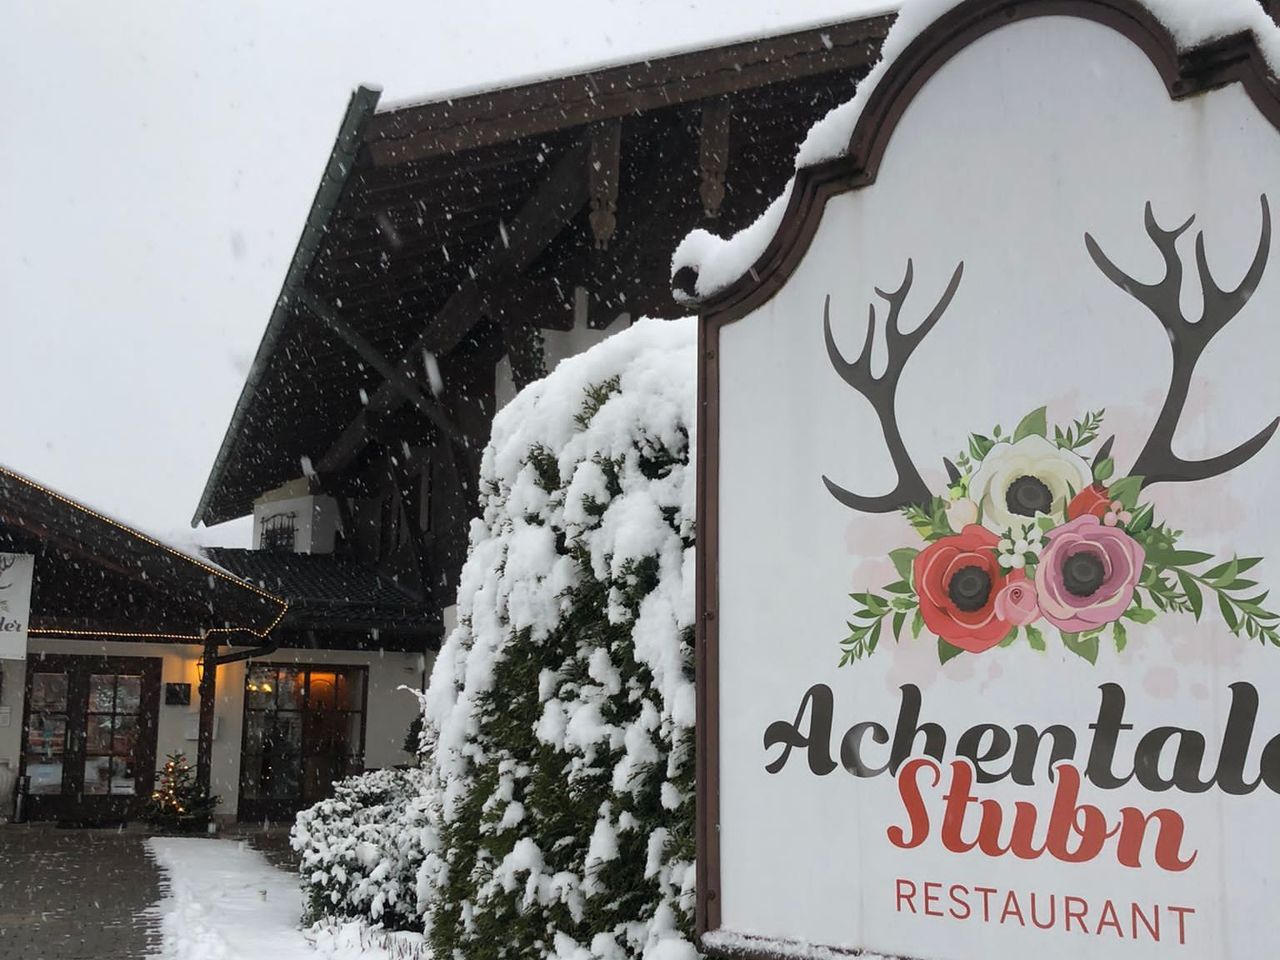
[970,435,1092,532]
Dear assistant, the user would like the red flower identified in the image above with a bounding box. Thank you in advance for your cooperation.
[1067,484,1111,520]
[913,524,1011,653]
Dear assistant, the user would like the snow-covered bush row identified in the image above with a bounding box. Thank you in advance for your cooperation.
[418,316,699,960]
[291,766,430,931]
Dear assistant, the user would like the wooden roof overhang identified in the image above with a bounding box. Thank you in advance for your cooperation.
[193,12,894,527]
[0,465,287,642]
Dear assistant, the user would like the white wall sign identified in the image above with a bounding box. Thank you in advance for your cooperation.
[695,2,1280,959]
[0,553,34,660]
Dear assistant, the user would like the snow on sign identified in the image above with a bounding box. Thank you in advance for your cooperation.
[0,553,34,660]
[689,1,1280,958]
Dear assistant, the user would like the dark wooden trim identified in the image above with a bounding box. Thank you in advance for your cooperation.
[366,16,893,167]
[693,0,1280,954]
[196,635,218,796]
[694,304,721,935]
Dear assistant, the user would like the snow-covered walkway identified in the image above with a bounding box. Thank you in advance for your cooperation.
[146,837,429,960]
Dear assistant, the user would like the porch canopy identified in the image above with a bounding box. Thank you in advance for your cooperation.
[0,464,286,641]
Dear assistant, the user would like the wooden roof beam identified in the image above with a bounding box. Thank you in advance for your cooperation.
[313,136,593,478]
[297,287,458,442]
[366,15,891,167]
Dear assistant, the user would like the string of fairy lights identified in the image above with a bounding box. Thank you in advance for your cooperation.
[0,463,289,643]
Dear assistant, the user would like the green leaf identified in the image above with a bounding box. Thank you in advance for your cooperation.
[884,580,914,595]
[1127,504,1155,535]
[1014,407,1048,441]
[1025,623,1046,651]
[1107,475,1144,510]
[868,619,883,653]
[911,608,925,640]
[1036,514,1056,532]
[1124,606,1157,624]
[969,434,995,461]
[1224,579,1258,592]
[1159,549,1216,567]
[1211,559,1241,588]
[1112,619,1128,652]
[1176,570,1204,621]
[891,610,906,641]
[1093,457,1116,483]
[1219,593,1240,633]
[889,548,919,584]
[937,637,965,665]
[1061,631,1100,665]
[1204,556,1261,580]
[999,627,1019,648]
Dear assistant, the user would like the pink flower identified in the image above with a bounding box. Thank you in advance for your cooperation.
[994,573,1040,625]
[1034,515,1145,632]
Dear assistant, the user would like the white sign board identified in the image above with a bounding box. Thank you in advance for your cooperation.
[697,4,1280,960]
[0,553,34,660]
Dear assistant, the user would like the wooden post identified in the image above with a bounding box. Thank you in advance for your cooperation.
[196,635,218,799]
[699,98,732,218]
[588,119,622,250]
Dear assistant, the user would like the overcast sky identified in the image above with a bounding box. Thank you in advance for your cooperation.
[1,0,889,549]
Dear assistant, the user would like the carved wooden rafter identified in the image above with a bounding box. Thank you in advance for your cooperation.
[298,287,458,442]
[699,98,732,218]
[577,118,695,323]
[316,138,591,477]
[588,119,622,250]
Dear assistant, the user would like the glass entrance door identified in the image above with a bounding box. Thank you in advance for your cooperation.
[21,654,161,823]
[238,663,367,820]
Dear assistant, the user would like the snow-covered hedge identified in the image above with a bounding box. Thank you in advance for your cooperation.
[418,316,699,960]
[291,766,430,931]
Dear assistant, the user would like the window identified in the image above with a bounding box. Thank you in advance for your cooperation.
[259,511,297,552]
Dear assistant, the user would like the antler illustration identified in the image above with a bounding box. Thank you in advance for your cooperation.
[823,259,964,512]
[1085,195,1277,487]
[0,555,16,588]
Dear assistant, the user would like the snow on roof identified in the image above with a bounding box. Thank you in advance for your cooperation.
[671,0,1280,303]
[376,4,899,113]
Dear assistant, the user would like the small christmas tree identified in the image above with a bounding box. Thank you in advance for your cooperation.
[144,752,218,829]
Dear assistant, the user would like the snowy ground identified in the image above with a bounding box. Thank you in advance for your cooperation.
[146,837,429,960]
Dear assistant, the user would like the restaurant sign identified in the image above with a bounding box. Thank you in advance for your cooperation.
[694,1,1280,958]
[0,553,35,660]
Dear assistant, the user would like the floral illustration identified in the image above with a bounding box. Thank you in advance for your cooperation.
[838,407,1280,667]
[826,197,1279,667]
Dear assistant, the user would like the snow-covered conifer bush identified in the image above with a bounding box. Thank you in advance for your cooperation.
[291,766,430,931]
[418,316,698,960]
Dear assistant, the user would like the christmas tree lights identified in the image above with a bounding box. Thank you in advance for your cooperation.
[144,752,218,829]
